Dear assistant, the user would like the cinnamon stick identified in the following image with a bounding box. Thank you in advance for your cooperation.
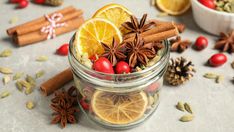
[13,17,84,46]
[40,68,73,96]
[124,22,180,39]
[15,9,83,36]
[7,6,76,36]
[124,28,179,43]
[150,19,185,33]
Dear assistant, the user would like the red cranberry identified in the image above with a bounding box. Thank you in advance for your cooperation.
[9,0,22,3]
[18,0,28,8]
[93,57,114,74]
[194,36,208,50]
[198,0,216,9]
[56,44,69,56]
[115,61,130,74]
[34,0,45,4]
[79,98,89,110]
[209,53,227,67]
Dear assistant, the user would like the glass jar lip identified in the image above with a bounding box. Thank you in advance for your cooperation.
[69,33,170,77]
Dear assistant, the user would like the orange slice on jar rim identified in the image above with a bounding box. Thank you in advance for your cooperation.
[91,90,148,125]
[74,18,122,58]
[92,3,132,34]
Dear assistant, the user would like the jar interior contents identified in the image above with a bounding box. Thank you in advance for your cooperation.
[74,76,162,127]
[69,3,176,129]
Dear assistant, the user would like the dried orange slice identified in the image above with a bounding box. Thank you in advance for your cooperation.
[91,90,148,125]
[74,18,122,58]
[92,3,132,32]
[156,0,191,15]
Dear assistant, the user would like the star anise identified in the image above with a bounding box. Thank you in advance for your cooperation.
[101,38,126,66]
[125,34,155,68]
[101,93,131,105]
[152,41,164,52]
[170,36,191,53]
[50,86,79,128]
[51,103,79,128]
[51,87,78,107]
[122,14,154,35]
[215,30,234,53]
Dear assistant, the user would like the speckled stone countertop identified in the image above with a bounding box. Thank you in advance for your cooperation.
[0,0,234,132]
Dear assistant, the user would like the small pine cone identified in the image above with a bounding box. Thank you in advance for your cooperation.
[165,57,196,86]
[46,0,63,6]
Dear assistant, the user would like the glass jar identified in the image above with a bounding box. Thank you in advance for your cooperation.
[68,35,170,129]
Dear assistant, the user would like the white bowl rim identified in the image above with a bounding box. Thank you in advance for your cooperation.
[192,0,234,16]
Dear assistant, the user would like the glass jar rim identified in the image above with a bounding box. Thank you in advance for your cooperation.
[69,34,170,78]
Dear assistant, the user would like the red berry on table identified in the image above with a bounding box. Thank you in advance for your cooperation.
[93,57,114,74]
[33,0,45,4]
[9,0,22,3]
[194,36,208,50]
[56,44,69,56]
[115,61,130,74]
[198,0,216,9]
[18,0,28,8]
[209,53,227,67]
[79,98,89,110]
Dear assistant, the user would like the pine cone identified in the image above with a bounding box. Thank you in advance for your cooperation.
[165,57,196,86]
[46,0,63,6]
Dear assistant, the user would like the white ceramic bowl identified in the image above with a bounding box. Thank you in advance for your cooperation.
[191,0,234,35]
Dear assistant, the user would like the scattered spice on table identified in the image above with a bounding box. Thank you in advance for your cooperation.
[2,76,11,85]
[0,91,10,99]
[170,36,191,52]
[0,49,12,57]
[13,72,24,80]
[9,16,19,24]
[231,61,234,69]
[215,30,234,53]
[203,72,224,83]
[0,67,13,74]
[26,101,35,110]
[50,86,79,128]
[36,55,48,62]
[180,114,194,122]
[175,101,194,122]
[35,70,45,79]
[165,57,196,86]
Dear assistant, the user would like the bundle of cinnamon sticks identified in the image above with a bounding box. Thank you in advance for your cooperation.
[6,6,84,46]
[124,19,185,43]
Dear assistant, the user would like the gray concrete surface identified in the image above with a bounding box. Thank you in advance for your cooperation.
[0,0,234,132]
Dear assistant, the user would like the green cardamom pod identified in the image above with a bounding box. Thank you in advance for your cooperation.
[1,91,10,99]
[180,114,194,122]
[0,49,12,57]
[176,102,185,112]
[35,70,45,79]
[216,75,224,83]
[203,73,218,79]
[26,101,35,110]
[26,75,36,87]
[36,55,48,62]
[2,76,11,85]
[16,81,23,92]
[13,72,24,80]
[0,67,13,74]
[184,103,193,114]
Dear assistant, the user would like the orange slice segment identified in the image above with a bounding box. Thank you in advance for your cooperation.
[74,18,122,58]
[92,3,132,33]
[91,90,148,125]
[156,0,191,15]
